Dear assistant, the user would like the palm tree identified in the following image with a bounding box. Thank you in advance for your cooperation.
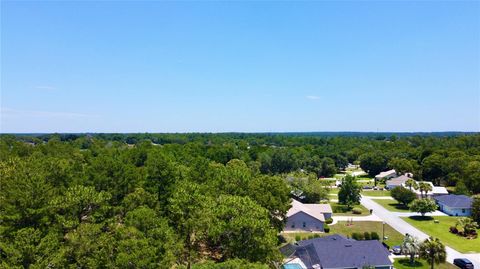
[418,182,433,198]
[455,217,479,236]
[405,179,418,191]
[419,237,446,269]
[401,234,421,265]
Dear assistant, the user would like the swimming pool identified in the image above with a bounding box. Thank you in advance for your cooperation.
[282,264,304,269]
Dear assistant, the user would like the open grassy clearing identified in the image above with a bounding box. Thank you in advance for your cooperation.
[401,216,480,253]
[393,258,457,269]
[361,190,391,197]
[330,202,370,216]
[372,198,410,212]
[328,188,339,194]
[282,221,404,247]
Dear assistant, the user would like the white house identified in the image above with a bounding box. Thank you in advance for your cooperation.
[375,169,397,182]
[401,181,448,197]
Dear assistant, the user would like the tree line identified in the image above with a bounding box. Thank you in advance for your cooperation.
[0,133,479,268]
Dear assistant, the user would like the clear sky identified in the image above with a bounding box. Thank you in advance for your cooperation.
[1,1,479,133]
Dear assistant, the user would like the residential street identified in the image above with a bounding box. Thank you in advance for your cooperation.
[360,195,480,268]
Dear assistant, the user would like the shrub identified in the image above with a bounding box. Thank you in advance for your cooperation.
[351,232,364,240]
[314,233,320,238]
[295,235,301,241]
[325,218,333,224]
[371,232,380,240]
[391,186,416,206]
[352,207,362,214]
[351,232,360,240]
[449,226,458,234]
[364,231,371,240]
[308,235,315,239]
[324,224,330,233]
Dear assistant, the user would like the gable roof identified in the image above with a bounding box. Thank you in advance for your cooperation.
[386,175,410,186]
[286,200,332,222]
[290,234,392,269]
[434,195,472,208]
[376,169,396,178]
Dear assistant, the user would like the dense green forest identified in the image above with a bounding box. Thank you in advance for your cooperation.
[1,133,479,268]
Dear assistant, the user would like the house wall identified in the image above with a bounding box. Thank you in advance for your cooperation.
[386,183,401,190]
[285,211,324,232]
[438,203,471,216]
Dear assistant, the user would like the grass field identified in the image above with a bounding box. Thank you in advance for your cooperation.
[361,190,391,197]
[330,202,370,216]
[355,176,373,181]
[329,188,339,195]
[393,258,457,269]
[282,221,404,247]
[401,216,480,253]
[372,198,410,212]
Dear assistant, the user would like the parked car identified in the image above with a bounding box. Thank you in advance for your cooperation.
[391,246,402,255]
[454,258,474,269]
[363,186,372,190]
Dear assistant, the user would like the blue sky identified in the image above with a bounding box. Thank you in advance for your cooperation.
[1,1,479,133]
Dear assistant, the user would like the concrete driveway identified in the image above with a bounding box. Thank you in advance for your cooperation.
[361,195,480,268]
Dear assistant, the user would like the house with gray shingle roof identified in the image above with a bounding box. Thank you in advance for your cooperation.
[285,200,332,232]
[385,175,411,190]
[282,234,393,269]
[434,195,473,216]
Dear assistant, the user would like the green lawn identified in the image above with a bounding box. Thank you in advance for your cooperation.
[355,176,373,181]
[282,221,404,247]
[372,198,410,212]
[361,190,391,197]
[401,216,480,253]
[393,258,457,269]
[329,188,339,194]
[330,202,370,216]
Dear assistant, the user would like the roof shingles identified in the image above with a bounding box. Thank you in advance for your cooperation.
[291,235,392,269]
[434,195,472,208]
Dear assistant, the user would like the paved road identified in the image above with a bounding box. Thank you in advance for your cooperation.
[331,214,382,225]
[391,211,448,217]
[361,195,480,268]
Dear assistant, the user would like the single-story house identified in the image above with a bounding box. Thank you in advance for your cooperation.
[434,195,473,216]
[282,234,393,269]
[375,169,397,182]
[402,181,449,198]
[386,175,411,189]
[285,199,332,232]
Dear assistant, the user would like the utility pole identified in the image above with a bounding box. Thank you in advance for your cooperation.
[382,221,386,242]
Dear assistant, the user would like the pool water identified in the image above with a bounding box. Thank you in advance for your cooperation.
[282,264,304,269]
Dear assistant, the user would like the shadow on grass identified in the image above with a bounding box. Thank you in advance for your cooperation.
[331,203,351,213]
[388,203,409,210]
[408,216,434,221]
[397,258,424,268]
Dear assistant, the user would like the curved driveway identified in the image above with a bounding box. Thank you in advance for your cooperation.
[360,195,480,268]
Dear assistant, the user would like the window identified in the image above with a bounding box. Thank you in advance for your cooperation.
[291,223,295,228]
[462,209,466,213]
[303,222,306,228]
